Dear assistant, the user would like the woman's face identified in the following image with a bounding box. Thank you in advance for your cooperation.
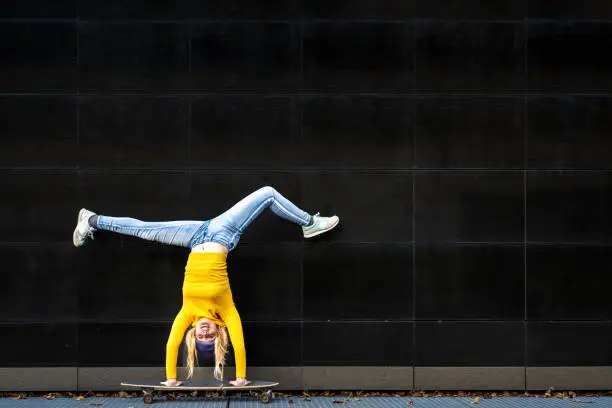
[195,318,218,342]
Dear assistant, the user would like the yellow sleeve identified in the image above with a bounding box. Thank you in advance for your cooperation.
[220,303,246,378]
[165,307,192,380]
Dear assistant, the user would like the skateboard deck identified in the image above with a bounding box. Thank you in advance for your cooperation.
[121,380,279,404]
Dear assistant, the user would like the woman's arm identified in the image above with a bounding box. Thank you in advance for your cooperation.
[221,304,247,382]
[165,308,192,383]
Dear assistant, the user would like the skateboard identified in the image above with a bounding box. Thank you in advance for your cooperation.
[120,380,279,404]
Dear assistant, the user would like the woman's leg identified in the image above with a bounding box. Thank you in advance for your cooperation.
[205,186,339,250]
[211,186,311,232]
[72,208,204,248]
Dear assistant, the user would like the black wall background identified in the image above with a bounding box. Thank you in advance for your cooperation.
[2,0,612,385]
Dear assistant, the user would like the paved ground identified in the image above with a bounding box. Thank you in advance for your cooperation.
[0,395,610,408]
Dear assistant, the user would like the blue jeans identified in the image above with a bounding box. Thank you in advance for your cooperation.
[96,186,312,251]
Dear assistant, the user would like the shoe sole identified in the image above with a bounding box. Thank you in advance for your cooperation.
[72,209,86,247]
[303,217,340,239]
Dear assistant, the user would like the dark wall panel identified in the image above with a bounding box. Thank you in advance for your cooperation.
[0,173,78,242]
[0,97,77,168]
[79,0,190,20]
[301,97,413,169]
[303,322,413,366]
[302,22,414,92]
[415,173,524,243]
[415,322,524,366]
[527,23,612,92]
[527,173,612,243]
[301,0,525,20]
[0,0,77,18]
[190,23,298,92]
[79,23,189,91]
[415,97,524,169]
[527,322,612,366]
[527,0,612,18]
[0,324,77,366]
[302,172,413,243]
[79,97,189,169]
[78,323,169,366]
[190,0,301,20]
[412,1,525,19]
[300,0,415,19]
[228,245,302,321]
[415,245,524,320]
[414,23,524,91]
[190,97,298,169]
[527,97,612,169]
[0,244,78,321]
[0,23,77,92]
[303,245,413,319]
[241,322,302,366]
[527,245,612,320]
[76,242,186,320]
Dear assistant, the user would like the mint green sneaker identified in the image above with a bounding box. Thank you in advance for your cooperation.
[72,208,97,247]
[302,212,340,238]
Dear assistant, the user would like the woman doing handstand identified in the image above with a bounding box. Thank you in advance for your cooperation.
[72,186,339,387]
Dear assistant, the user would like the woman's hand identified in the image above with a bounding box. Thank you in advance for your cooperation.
[161,379,183,387]
[230,377,250,386]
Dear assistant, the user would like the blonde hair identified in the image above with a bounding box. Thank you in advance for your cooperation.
[185,325,229,381]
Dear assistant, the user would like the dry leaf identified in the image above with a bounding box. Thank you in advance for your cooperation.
[304,397,312,402]
[569,391,577,398]
[76,396,85,401]
[405,401,415,406]
[332,400,346,404]
[88,404,103,407]
[288,399,294,404]
[118,391,129,398]
[472,397,480,404]
[44,394,55,400]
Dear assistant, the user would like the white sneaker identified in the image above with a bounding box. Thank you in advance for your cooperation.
[72,208,97,247]
[302,212,340,238]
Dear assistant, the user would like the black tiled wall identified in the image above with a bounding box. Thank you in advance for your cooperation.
[2,1,612,374]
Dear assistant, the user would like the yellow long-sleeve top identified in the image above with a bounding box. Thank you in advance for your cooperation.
[165,252,246,380]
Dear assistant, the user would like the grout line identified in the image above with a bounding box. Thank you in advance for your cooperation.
[6,167,612,173]
[4,241,612,248]
[2,318,611,324]
[5,92,612,97]
[6,18,612,23]
[524,12,529,387]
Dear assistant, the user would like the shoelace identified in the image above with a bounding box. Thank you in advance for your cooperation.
[311,212,321,226]
[82,226,95,241]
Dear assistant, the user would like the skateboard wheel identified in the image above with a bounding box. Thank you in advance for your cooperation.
[260,391,273,404]
[143,394,154,404]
